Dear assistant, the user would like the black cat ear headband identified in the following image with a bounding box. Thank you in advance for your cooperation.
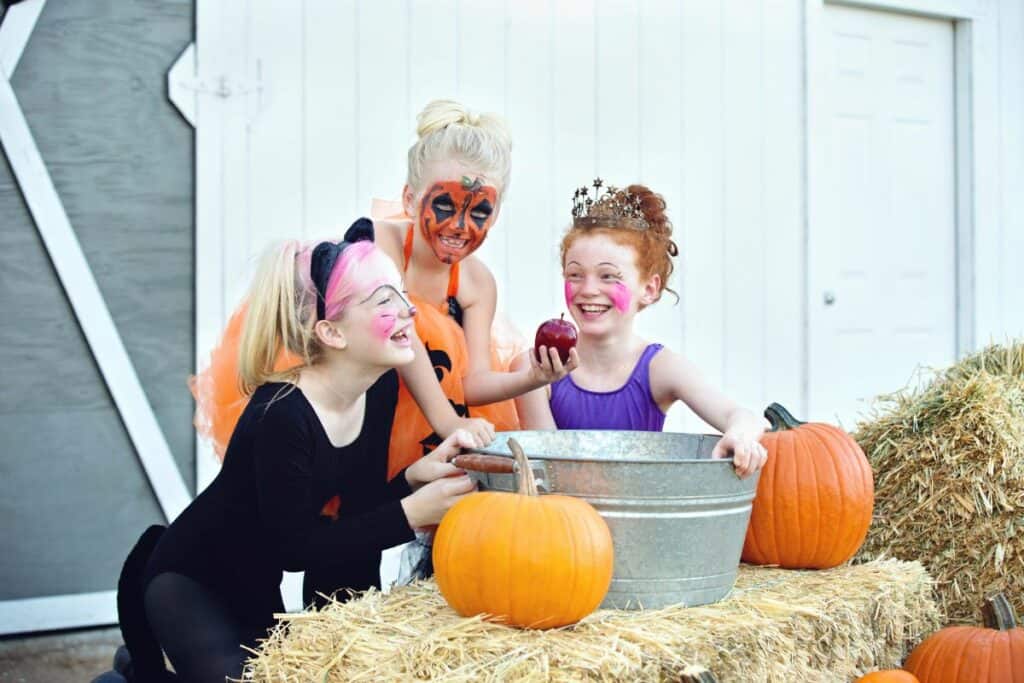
[310,218,374,321]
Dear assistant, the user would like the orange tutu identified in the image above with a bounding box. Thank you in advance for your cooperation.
[385,294,523,480]
[190,301,302,459]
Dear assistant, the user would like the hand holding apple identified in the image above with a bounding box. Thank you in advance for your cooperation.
[534,314,578,364]
[529,314,580,387]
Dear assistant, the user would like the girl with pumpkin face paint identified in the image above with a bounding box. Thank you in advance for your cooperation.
[368,100,577,481]
[513,181,770,479]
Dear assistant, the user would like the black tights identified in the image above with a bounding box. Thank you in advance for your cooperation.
[144,573,273,683]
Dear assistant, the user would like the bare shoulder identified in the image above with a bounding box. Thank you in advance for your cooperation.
[649,345,703,398]
[458,256,496,308]
[649,344,688,373]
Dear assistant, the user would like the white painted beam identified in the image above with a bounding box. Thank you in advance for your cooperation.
[0,591,117,636]
[0,0,44,78]
[168,42,197,127]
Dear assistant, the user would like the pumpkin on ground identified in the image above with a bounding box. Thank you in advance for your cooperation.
[741,403,874,569]
[905,593,1024,682]
[433,438,614,629]
[856,671,920,683]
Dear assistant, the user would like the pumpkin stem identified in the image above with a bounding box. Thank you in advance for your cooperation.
[764,403,805,432]
[509,438,538,497]
[679,666,718,683]
[981,593,1019,630]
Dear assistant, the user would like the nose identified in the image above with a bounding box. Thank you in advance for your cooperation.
[579,274,602,296]
[402,304,417,318]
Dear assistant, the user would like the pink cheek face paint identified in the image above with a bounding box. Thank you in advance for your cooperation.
[608,282,631,313]
[563,280,576,310]
[371,313,396,341]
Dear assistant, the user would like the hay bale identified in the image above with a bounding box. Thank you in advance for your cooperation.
[243,560,937,682]
[854,341,1024,624]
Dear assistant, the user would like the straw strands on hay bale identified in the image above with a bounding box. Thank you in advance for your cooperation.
[243,560,938,682]
[854,341,1024,624]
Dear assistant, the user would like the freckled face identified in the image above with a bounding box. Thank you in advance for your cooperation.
[417,178,498,264]
[562,234,646,334]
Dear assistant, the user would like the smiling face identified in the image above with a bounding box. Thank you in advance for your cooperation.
[330,260,418,368]
[562,233,660,337]
[406,160,500,264]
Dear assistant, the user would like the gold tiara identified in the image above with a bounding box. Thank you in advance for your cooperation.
[571,178,649,231]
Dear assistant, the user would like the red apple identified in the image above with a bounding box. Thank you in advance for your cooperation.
[534,314,578,365]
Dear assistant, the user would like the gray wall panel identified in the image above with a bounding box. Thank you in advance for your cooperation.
[0,1,194,600]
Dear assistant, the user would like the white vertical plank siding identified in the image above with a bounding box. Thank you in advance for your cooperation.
[970,1,1001,342]
[550,0,597,278]
[250,1,306,249]
[409,0,458,121]
[357,1,410,204]
[304,0,359,241]
[679,1,725,430]
[214,1,260,320]
[594,1,640,182]
[721,2,766,415]
[637,0,686,431]
[454,0,509,297]
[761,0,806,415]
[504,1,555,332]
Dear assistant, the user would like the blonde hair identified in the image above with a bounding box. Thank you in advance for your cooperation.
[407,99,512,194]
[237,240,393,394]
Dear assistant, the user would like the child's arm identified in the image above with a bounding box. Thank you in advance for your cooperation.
[650,348,769,477]
[510,351,558,429]
[460,265,574,406]
[398,335,496,445]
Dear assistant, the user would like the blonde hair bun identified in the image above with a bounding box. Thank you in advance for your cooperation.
[408,99,512,192]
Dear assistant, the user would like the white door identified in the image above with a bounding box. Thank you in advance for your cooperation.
[808,5,957,427]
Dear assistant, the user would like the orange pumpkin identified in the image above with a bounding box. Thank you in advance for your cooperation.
[905,593,1024,682]
[857,671,920,683]
[741,403,874,569]
[433,438,614,629]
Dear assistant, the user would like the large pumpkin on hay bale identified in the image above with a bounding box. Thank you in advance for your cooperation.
[904,593,1024,682]
[741,403,874,569]
[433,438,614,629]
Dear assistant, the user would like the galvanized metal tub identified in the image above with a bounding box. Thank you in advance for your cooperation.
[465,430,759,610]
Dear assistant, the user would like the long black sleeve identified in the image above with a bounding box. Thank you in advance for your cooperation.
[252,404,414,573]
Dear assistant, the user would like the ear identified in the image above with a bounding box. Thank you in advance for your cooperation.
[401,184,417,219]
[639,274,661,307]
[314,319,348,350]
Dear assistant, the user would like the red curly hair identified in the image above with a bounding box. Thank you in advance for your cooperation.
[560,184,679,305]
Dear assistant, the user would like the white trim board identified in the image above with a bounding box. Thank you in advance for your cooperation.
[0,591,117,636]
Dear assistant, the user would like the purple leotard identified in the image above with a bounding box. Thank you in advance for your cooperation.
[549,344,666,431]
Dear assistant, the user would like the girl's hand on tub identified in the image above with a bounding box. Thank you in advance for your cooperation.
[712,431,768,479]
[401,474,477,528]
[405,429,481,490]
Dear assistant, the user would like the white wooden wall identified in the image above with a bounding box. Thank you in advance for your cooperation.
[191,0,1024,453]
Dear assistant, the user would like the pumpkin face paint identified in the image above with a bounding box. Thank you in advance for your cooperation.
[417,176,498,264]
